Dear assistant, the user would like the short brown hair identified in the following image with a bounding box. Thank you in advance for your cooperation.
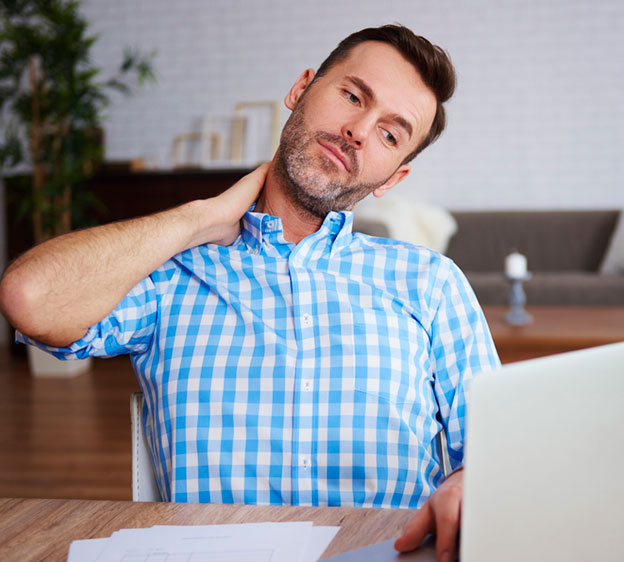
[314,24,456,164]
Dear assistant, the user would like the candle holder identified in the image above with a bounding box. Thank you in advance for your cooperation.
[505,273,533,326]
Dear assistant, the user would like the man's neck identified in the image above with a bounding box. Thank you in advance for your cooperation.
[254,161,324,244]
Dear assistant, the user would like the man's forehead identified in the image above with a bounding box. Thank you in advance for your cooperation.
[328,41,418,85]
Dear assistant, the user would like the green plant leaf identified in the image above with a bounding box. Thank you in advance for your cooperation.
[1,0,156,241]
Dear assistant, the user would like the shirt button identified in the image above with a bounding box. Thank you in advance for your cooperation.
[302,313,313,327]
[301,457,310,469]
[303,379,313,392]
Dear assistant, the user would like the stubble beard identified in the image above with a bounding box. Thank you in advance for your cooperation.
[275,101,393,220]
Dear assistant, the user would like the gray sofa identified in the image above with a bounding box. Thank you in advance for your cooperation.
[356,210,624,306]
[445,210,624,306]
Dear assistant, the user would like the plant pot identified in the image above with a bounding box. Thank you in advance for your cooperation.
[27,345,91,377]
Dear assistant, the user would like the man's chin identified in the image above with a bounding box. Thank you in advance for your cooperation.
[295,196,337,220]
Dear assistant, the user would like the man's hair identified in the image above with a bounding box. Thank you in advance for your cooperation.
[314,24,456,164]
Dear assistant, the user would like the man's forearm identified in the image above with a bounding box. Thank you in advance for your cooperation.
[0,163,269,348]
[0,200,214,347]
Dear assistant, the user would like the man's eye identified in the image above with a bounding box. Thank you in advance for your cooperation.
[345,91,360,104]
[382,129,397,145]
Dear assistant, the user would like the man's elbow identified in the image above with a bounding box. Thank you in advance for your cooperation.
[0,268,52,342]
[1,268,36,330]
[0,270,89,348]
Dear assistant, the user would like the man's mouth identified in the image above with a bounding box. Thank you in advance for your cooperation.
[318,141,351,172]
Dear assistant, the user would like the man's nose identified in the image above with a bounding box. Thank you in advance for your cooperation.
[341,119,369,149]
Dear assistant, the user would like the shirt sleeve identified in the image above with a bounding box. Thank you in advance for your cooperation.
[16,275,159,359]
[429,260,501,471]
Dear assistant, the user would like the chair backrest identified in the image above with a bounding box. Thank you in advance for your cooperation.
[130,392,162,501]
[437,427,452,479]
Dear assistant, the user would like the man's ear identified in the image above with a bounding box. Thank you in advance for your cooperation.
[285,69,316,110]
[372,164,411,198]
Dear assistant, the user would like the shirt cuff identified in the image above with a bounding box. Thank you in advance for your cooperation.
[15,325,98,360]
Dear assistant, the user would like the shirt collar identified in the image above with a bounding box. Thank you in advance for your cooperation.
[239,207,354,256]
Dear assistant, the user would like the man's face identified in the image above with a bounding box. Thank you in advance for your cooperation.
[276,41,437,219]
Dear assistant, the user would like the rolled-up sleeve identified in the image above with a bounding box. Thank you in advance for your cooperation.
[16,275,158,359]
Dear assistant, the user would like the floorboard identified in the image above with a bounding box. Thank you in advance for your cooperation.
[0,347,140,500]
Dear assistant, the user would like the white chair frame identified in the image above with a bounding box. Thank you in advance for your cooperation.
[130,392,162,502]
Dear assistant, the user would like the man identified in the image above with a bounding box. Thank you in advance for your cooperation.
[0,25,499,561]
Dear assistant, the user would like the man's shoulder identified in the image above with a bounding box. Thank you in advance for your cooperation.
[351,232,451,263]
[152,243,244,282]
[348,232,472,288]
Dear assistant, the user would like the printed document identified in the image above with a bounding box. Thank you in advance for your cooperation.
[67,521,339,562]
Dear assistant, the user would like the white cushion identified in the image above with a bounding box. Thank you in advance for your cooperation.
[355,197,457,253]
[600,211,624,274]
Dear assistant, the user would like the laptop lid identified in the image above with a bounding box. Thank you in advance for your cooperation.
[461,342,624,562]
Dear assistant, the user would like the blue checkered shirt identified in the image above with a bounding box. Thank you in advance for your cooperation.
[20,209,499,508]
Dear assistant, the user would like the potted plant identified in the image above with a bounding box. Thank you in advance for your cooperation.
[0,0,155,375]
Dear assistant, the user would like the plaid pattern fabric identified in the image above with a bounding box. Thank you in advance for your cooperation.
[20,210,500,508]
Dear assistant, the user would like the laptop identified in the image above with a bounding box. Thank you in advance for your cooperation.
[461,340,624,561]
[326,341,624,561]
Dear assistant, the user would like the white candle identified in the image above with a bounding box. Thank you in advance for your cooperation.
[505,252,528,279]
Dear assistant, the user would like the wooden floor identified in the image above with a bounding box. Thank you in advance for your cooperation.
[0,348,139,501]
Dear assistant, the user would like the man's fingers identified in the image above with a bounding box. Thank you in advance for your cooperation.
[432,485,462,562]
[244,161,271,183]
[217,162,270,214]
[197,162,270,248]
[232,162,270,199]
[394,469,464,560]
[394,501,434,552]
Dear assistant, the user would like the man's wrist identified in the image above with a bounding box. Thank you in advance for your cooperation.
[177,199,224,251]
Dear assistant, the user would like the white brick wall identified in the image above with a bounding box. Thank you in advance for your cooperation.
[83,0,623,210]
[1,1,621,345]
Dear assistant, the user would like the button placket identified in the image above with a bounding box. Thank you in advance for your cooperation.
[288,249,317,505]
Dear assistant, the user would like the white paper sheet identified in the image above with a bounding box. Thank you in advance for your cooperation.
[67,537,108,562]
[302,526,341,562]
[66,521,339,562]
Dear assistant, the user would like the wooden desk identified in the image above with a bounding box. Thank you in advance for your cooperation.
[483,306,624,363]
[0,497,419,561]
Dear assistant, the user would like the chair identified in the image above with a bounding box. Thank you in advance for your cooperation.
[130,392,452,502]
[437,426,452,479]
[130,392,162,501]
